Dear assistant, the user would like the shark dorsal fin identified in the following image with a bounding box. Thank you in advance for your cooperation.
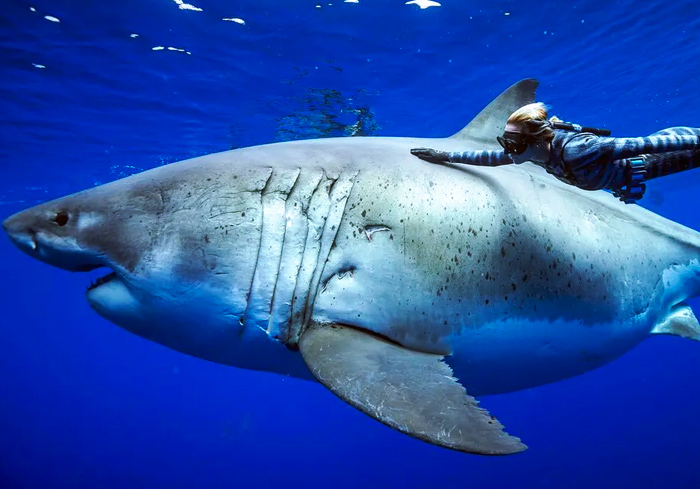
[449,78,539,149]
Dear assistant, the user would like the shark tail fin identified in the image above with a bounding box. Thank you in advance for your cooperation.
[448,78,539,150]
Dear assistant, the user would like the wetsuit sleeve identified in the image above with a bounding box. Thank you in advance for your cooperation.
[563,133,700,164]
[445,150,514,166]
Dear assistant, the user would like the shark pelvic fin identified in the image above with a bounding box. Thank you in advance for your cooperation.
[298,323,527,455]
[651,303,700,341]
[448,78,539,149]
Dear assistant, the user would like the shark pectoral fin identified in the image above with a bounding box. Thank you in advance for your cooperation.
[651,303,700,341]
[298,323,527,455]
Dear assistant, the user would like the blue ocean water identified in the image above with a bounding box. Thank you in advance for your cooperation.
[2,0,700,487]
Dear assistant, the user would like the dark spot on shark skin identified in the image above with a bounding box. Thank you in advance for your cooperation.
[204,235,210,243]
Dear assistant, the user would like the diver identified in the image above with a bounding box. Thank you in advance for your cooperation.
[410,102,700,203]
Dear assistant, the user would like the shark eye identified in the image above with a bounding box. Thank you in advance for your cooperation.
[53,211,69,226]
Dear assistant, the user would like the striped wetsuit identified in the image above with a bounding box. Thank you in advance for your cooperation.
[442,127,700,194]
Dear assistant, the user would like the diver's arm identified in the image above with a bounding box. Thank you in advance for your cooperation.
[446,150,515,166]
[411,148,514,166]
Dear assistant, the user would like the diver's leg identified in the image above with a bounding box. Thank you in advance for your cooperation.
[649,127,700,138]
[642,127,700,179]
[643,150,700,180]
[609,128,700,203]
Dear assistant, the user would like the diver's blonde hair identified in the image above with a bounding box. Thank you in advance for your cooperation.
[507,102,562,143]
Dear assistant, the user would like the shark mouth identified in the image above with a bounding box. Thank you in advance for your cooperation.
[87,271,117,291]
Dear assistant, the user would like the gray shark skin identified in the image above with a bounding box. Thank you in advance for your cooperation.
[4,79,700,455]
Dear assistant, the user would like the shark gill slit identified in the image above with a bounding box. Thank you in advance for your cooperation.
[278,168,325,346]
[265,168,304,334]
[300,170,359,338]
[243,167,300,336]
[274,168,326,344]
[287,171,335,344]
[240,168,274,336]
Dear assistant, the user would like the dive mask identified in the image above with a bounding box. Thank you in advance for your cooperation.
[497,131,530,155]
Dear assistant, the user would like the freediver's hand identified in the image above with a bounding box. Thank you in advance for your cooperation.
[410,148,450,164]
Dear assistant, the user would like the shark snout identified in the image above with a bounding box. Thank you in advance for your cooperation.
[2,210,105,272]
[2,214,15,234]
[2,213,38,255]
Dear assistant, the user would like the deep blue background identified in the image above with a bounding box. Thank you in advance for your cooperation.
[2,0,700,487]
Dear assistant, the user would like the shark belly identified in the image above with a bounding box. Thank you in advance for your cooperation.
[445,316,644,396]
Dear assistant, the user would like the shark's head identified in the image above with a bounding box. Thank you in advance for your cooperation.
[2,183,162,322]
[2,172,310,376]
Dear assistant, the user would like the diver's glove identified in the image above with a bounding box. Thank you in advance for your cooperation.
[410,147,450,164]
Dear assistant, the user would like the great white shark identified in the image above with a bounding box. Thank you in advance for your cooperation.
[4,79,700,455]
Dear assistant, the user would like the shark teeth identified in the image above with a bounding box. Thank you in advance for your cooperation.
[87,272,117,291]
